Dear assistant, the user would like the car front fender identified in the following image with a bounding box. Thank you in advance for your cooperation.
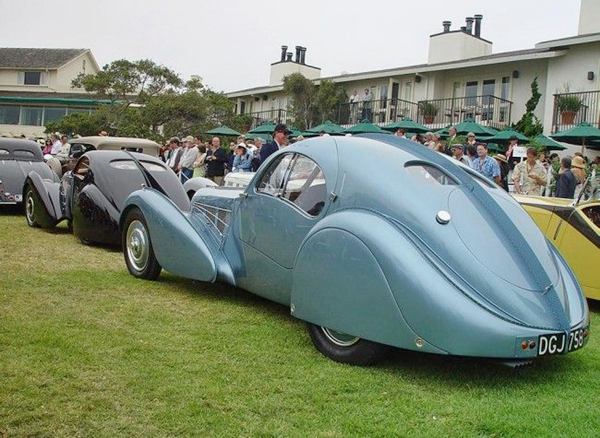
[120,188,218,283]
[23,171,63,228]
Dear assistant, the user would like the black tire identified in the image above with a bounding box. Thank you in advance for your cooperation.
[24,187,39,227]
[122,208,161,280]
[307,323,390,366]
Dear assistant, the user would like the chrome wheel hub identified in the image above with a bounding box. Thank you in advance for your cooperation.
[321,327,360,347]
[126,220,149,272]
[25,192,35,224]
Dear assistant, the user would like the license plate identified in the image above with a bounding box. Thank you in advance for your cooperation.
[538,328,587,356]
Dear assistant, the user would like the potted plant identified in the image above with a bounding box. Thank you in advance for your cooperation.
[556,94,582,125]
[419,101,438,124]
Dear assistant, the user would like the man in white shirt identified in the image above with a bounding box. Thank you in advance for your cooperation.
[166,137,183,172]
[56,135,71,159]
[178,135,199,182]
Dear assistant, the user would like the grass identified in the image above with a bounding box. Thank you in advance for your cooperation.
[0,210,599,437]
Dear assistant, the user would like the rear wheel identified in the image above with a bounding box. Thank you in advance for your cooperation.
[307,323,389,366]
[24,188,38,227]
[122,208,161,280]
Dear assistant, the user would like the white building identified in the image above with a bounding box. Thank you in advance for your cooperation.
[227,0,600,156]
[0,48,101,138]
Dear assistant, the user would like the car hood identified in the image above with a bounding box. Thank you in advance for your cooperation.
[0,160,55,195]
[192,187,243,211]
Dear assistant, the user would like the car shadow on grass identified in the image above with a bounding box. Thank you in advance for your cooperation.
[155,273,587,388]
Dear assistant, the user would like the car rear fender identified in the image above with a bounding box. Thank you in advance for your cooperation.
[291,209,446,354]
[23,171,63,228]
[120,188,218,283]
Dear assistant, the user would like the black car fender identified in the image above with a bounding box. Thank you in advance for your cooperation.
[23,171,63,228]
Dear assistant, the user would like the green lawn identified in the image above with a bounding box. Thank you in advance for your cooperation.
[1,211,599,437]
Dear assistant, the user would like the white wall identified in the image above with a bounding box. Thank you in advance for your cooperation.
[579,0,600,35]
[269,62,320,86]
[55,52,99,93]
[428,32,492,64]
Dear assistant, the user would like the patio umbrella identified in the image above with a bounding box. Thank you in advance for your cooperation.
[486,129,529,145]
[532,134,566,151]
[382,118,429,134]
[344,120,388,134]
[247,122,277,135]
[205,125,241,137]
[307,120,345,135]
[453,118,497,138]
[551,122,600,153]
[486,143,505,153]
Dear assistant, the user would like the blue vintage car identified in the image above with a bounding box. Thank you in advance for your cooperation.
[120,135,589,366]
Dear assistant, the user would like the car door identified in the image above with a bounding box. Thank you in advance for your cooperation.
[239,152,329,269]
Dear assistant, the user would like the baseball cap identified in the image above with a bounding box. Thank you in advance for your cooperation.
[273,123,291,135]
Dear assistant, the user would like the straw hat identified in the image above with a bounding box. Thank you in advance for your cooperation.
[494,153,508,164]
[571,156,585,169]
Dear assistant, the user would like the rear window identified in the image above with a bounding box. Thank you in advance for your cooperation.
[13,150,36,159]
[405,163,458,186]
[109,160,166,172]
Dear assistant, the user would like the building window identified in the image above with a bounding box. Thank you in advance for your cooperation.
[20,107,43,126]
[67,108,91,115]
[465,81,478,106]
[0,105,20,125]
[240,101,246,114]
[18,71,47,86]
[44,107,67,123]
[501,76,510,100]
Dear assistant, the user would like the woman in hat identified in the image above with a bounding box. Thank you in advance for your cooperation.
[232,144,252,172]
[571,155,587,198]
[493,153,510,191]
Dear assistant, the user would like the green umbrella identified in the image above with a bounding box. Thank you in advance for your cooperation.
[453,118,497,138]
[247,122,277,135]
[245,133,272,142]
[344,120,388,135]
[382,117,429,134]
[551,122,600,153]
[532,134,566,151]
[288,127,303,138]
[307,120,345,135]
[205,125,241,136]
[486,143,505,153]
[486,129,529,145]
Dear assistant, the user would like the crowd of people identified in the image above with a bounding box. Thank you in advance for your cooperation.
[390,127,600,199]
[159,124,292,184]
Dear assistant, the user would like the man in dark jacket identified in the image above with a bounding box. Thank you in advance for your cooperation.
[205,136,227,185]
[259,123,290,163]
[555,157,577,199]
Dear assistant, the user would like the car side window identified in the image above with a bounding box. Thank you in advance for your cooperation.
[256,154,294,196]
[282,155,327,217]
[73,157,90,179]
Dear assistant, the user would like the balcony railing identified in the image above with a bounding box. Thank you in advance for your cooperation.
[333,98,419,127]
[246,109,288,129]
[330,95,511,130]
[552,90,600,132]
[415,95,512,130]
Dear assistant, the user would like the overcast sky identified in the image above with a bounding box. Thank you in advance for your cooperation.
[0,0,580,92]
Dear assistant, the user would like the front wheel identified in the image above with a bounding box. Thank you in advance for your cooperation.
[24,187,38,227]
[122,208,161,280]
[307,323,389,366]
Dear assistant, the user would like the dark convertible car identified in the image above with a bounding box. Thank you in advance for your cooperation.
[24,150,189,245]
[0,138,57,205]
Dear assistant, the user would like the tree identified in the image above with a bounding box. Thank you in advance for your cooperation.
[314,80,347,123]
[513,77,543,137]
[283,73,316,130]
[48,59,237,141]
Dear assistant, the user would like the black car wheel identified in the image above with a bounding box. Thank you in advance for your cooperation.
[24,187,38,227]
[122,208,161,280]
[307,323,389,366]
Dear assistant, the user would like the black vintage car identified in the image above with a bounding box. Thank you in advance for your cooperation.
[24,150,189,245]
[0,138,57,205]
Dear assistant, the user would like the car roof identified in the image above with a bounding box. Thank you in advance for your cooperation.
[0,137,43,161]
[71,136,160,156]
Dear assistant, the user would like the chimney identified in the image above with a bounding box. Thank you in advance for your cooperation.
[286,52,293,62]
[474,14,483,37]
[465,17,474,34]
[442,20,451,33]
[300,47,306,64]
[295,46,301,63]
[280,45,288,62]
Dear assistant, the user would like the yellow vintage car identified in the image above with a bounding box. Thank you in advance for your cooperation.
[514,191,600,300]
